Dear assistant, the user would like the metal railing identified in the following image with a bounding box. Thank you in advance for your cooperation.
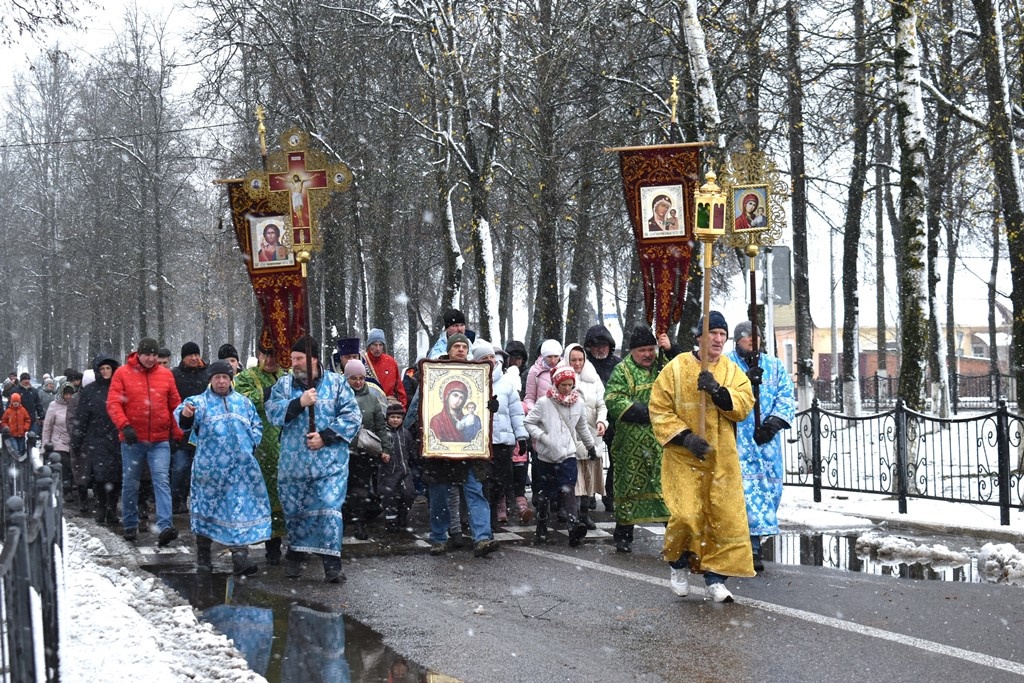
[812,373,1018,413]
[783,398,1024,525]
[0,440,64,683]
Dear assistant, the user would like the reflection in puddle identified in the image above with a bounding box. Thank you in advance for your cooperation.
[155,571,445,682]
[762,532,979,582]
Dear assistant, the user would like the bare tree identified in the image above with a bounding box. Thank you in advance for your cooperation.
[971,0,1024,409]
[892,0,929,412]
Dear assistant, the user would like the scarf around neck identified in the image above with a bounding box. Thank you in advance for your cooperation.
[547,385,579,407]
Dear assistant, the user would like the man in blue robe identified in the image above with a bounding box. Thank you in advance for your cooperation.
[726,321,796,572]
[266,336,362,583]
[175,360,271,576]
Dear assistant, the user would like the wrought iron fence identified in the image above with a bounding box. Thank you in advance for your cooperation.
[812,373,1018,413]
[783,399,1024,525]
[0,440,64,683]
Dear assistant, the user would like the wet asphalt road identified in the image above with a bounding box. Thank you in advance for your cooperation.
[82,503,1024,683]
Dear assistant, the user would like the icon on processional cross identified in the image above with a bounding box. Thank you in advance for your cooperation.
[244,127,353,257]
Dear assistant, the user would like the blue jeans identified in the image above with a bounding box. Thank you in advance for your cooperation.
[121,441,172,531]
[428,469,491,544]
[170,447,194,503]
[6,435,25,455]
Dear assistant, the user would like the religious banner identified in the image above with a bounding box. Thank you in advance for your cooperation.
[218,125,352,367]
[613,142,710,335]
[222,181,304,367]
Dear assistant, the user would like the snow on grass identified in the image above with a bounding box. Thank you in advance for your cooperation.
[60,522,265,683]
[854,531,971,568]
[977,543,1024,586]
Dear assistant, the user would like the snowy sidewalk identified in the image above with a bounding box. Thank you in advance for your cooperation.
[780,485,1024,540]
[59,522,265,683]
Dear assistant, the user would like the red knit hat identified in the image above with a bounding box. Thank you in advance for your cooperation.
[551,366,576,387]
[9,392,20,403]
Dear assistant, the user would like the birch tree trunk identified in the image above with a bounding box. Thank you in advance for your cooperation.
[923,0,955,419]
[680,0,723,148]
[892,0,929,413]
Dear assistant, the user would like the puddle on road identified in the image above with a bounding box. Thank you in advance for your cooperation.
[154,570,450,683]
[761,531,981,582]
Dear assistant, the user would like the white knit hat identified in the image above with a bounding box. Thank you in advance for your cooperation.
[540,339,563,358]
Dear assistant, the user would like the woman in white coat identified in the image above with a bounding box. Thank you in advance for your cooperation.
[523,366,597,547]
[563,343,607,530]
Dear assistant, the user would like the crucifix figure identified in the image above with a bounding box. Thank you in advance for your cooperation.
[268,151,328,244]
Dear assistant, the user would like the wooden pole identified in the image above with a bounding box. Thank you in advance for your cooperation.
[698,237,714,438]
[746,245,762,429]
[297,251,317,434]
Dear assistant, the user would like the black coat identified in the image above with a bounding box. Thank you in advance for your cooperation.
[172,362,209,449]
[379,425,415,501]
[16,384,44,434]
[583,325,622,385]
[71,356,122,484]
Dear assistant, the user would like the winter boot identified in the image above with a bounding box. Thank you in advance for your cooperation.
[323,556,345,584]
[516,496,533,524]
[580,496,597,530]
[352,520,369,541]
[264,537,282,565]
[568,516,588,547]
[613,524,632,553]
[94,488,108,524]
[76,485,91,516]
[196,536,213,572]
[534,500,550,544]
[284,550,305,579]
[231,548,258,576]
[489,500,501,533]
[534,519,549,545]
[105,492,120,525]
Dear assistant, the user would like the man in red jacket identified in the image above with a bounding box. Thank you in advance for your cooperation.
[363,328,408,409]
[106,337,184,545]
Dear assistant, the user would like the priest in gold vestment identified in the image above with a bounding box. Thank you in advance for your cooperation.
[649,310,756,603]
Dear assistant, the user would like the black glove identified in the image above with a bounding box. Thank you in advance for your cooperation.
[487,396,499,413]
[746,366,764,385]
[675,432,708,458]
[586,446,598,460]
[517,438,529,454]
[620,402,650,424]
[697,370,720,394]
[1,425,9,436]
[753,415,790,446]
[122,425,138,445]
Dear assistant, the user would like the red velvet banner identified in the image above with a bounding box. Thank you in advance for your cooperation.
[225,181,307,368]
[617,143,707,335]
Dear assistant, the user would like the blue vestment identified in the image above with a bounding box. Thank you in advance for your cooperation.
[726,350,796,536]
[266,370,362,557]
[174,387,271,546]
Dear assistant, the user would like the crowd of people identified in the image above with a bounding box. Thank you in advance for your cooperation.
[1,306,795,603]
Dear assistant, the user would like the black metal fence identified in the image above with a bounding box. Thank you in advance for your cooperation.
[813,373,1019,413]
[0,440,64,683]
[783,399,1024,525]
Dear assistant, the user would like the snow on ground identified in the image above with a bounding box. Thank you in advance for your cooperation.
[778,487,1024,582]
[60,522,266,683]
[854,532,971,567]
[977,543,1024,586]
